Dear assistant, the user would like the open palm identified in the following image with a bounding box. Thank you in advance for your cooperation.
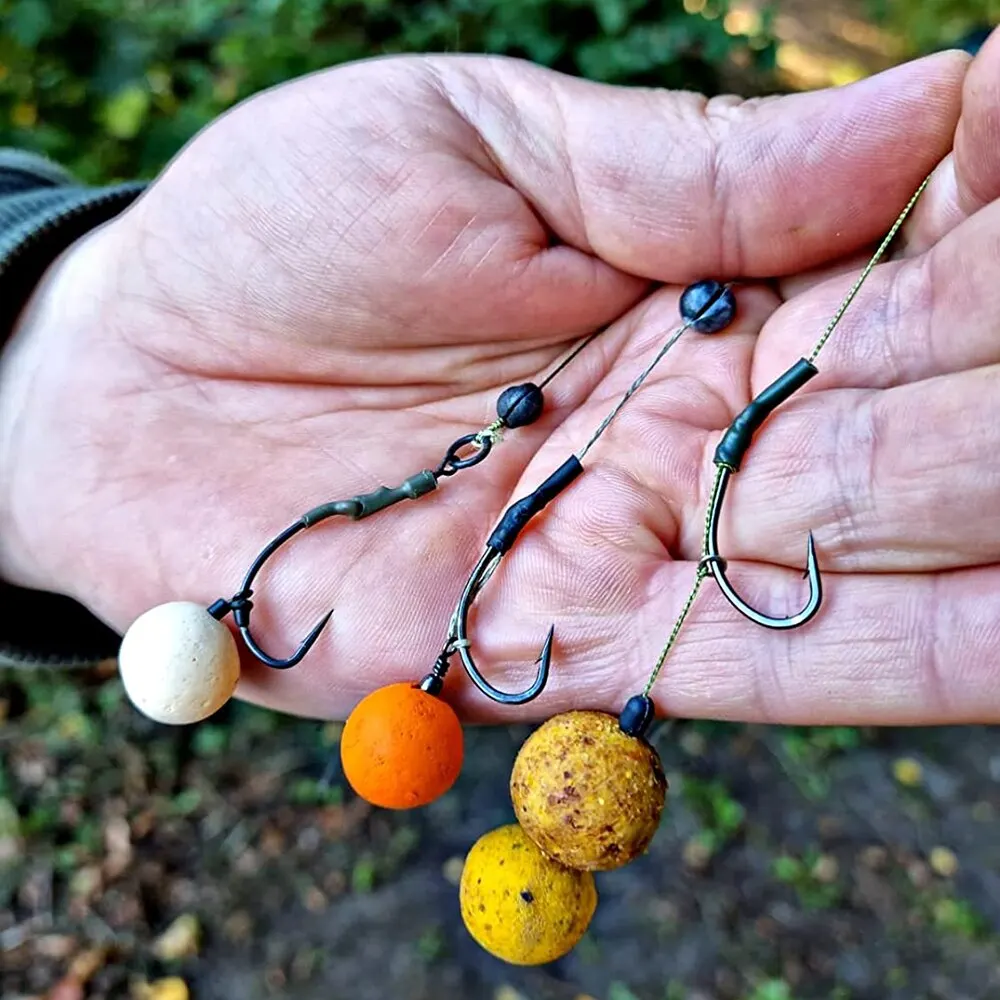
[5,39,998,725]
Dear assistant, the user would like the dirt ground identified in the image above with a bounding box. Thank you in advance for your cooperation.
[4,5,1000,1000]
[3,668,999,1000]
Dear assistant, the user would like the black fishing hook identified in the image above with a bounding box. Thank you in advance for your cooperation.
[617,177,934,739]
[197,339,605,671]
[694,175,932,633]
[206,472,439,668]
[419,279,739,704]
[700,357,823,630]
[420,458,581,703]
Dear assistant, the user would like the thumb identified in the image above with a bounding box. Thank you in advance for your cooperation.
[432,50,968,280]
[902,26,1000,254]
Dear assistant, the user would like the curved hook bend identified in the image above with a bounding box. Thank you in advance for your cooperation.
[444,548,552,705]
[209,471,442,670]
[701,357,824,631]
[703,465,822,630]
[209,520,335,670]
[422,458,582,704]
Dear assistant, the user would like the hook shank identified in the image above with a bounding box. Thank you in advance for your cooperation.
[703,466,822,630]
[715,358,818,470]
[430,456,583,705]
[211,472,440,670]
[704,357,823,630]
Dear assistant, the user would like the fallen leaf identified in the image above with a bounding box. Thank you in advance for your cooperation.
[682,836,713,873]
[495,987,527,1000]
[69,865,103,901]
[810,854,839,884]
[103,816,133,878]
[133,977,190,1000]
[34,934,78,959]
[929,846,959,878]
[441,856,464,886]
[0,797,22,857]
[893,757,923,787]
[69,947,107,983]
[153,914,200,961]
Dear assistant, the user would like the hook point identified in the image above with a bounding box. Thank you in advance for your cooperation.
[804,532,819,578]
[537,625,555,665]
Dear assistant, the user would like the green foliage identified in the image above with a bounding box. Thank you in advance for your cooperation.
[746,980,794,1000]
[351,854,377,892]
[779,726,862,800]
[2,0,984,184]
[192,723,231,758]
[170,786,204,816]
[930,897,988,940]
[608,984,642,1000]
[415,925,447,961]
[770,849,843,909]
[682,775,746,857]
[868,0,998,54]
[285,775,344,806]
[0,0,776,183]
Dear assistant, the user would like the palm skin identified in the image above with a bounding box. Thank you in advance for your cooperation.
[2,38,999,726]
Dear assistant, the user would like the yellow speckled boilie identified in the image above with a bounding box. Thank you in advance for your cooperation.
[459,824,597,965]
[510,710,667,871]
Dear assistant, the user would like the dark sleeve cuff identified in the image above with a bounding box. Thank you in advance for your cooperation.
[0,149,146,669]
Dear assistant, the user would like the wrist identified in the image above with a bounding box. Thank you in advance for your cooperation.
[0,221,122,592]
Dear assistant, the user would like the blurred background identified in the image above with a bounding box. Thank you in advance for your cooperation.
[2,2,1000,999]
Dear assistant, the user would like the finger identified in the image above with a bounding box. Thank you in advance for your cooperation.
[619,563,1000,727]
[898,27,1000,255]
[758,197,1000,393]
[424,557,1000,727]
[699,365,1000,573]
[433,51,967,280]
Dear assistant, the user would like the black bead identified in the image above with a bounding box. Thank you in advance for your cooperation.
[418,673,444,696]
[680,279,737,334]
[619,694,655,738]
[496,382,544,428]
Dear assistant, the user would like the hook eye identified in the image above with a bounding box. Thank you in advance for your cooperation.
[435,432,494,477]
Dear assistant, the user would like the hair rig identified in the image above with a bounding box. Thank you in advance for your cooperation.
[116,279,732,727]
[337,280,739,810]
[453,177,931,967]
[116,313,602,723]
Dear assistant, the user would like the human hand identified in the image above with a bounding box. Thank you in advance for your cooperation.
[0,44,978,724]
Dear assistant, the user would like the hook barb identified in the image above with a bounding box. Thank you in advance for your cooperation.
[704,466,823,630]
[239,608,334,670]
[427,458,581,703]
[446,549,552,705]
[211,519,337,670]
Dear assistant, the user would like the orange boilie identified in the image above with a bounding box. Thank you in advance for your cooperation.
[340,682,464,809]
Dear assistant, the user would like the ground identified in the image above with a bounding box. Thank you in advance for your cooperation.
[2,664,999,1000]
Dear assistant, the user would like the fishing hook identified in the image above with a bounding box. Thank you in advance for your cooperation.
[206,471,440,668]
[196,335,611,671]
[420,458,582,703]
[627,177,934,736]
[700,357,822,629]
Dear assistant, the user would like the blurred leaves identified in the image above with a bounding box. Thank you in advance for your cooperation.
[869,0,997,54]
[0,0,776,183]
[0,0,991,184]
